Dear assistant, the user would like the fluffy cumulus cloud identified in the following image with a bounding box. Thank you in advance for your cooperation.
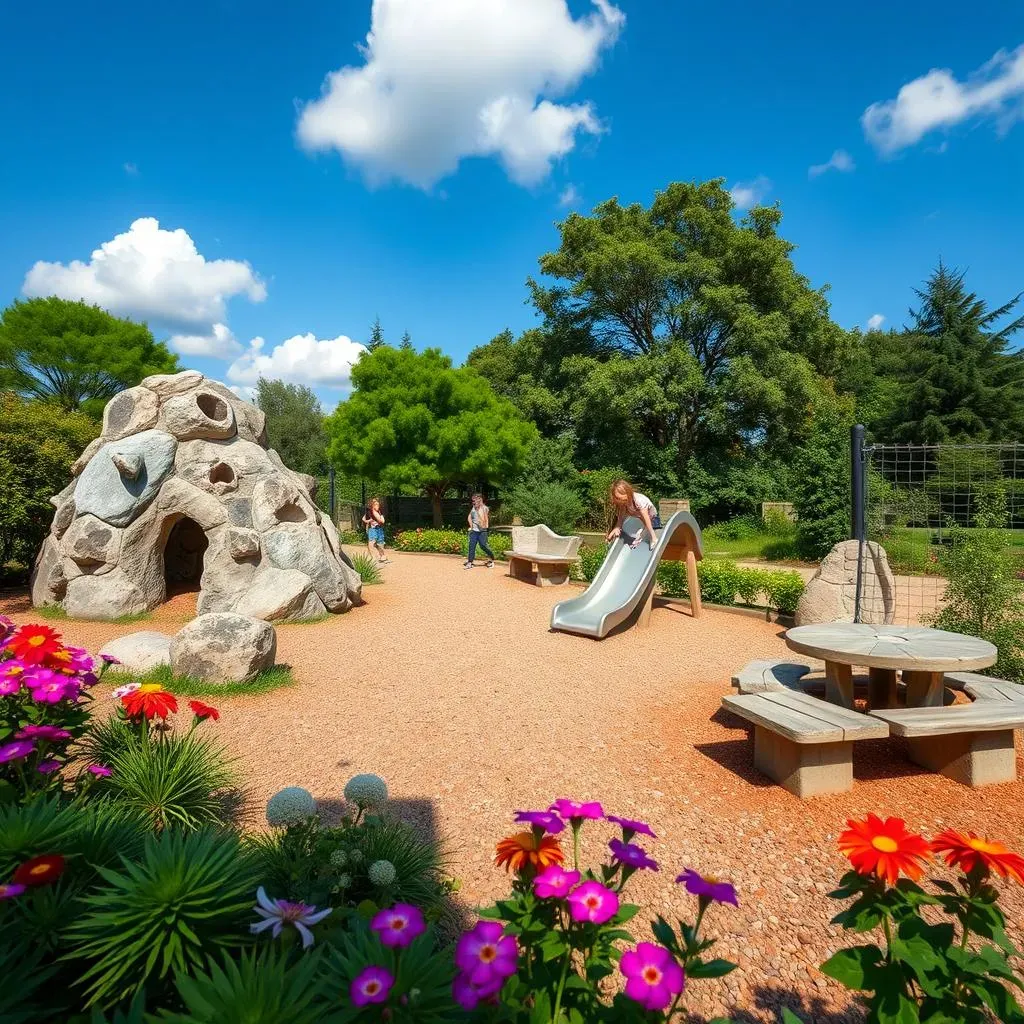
[729,176,772,210]
[22,217,266,357]
[227,333,367,389]
[863,44,1024,154]
[866,313,886,331]
[558,183,580,207]
[808,149,855,177]
[296,0,625,188]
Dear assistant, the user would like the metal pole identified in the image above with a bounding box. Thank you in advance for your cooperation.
[851,424,866,622]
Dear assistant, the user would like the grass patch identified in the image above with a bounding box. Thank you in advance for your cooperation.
[36,604,152,625]
[120,663,296,698]
[701,528,801,563]
[277,614,331,626]
[351,553,384,584]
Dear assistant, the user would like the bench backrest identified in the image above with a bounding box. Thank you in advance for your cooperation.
[512,524,581,558]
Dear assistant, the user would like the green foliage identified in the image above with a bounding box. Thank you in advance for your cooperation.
[0,940,57,1023]
[367,316,386,351]
[350,553,383,584]
[0,391,99,569]
[119,663,295,699]
[68,828,261,1008]
[255,378,328,477]
[327,347,536,525]
[576,466,628,529]
[571,543,608,583]
[506,480,585,535]
[392,529,512,559]
[0,297,178,413]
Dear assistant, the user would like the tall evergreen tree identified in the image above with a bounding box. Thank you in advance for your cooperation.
[400,330,413,351]
[367,316,386,351]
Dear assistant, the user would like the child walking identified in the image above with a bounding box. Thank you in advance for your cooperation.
[606,479,661,550]
[362,497,390,564]
[464,493,495,569]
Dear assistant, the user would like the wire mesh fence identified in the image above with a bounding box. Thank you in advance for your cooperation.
[858,441,1024,625]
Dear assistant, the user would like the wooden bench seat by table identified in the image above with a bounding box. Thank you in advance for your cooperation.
[870,703,1024,787]
[721,691,888,798]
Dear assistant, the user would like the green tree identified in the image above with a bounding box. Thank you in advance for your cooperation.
[254,378,328,477]
[0,392,99,572]
[0,298,178,414]
[367,316,386,352]
[400,330,414,351]
[327,347,537,525]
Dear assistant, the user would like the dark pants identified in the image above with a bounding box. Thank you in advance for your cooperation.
[468,530,495,561]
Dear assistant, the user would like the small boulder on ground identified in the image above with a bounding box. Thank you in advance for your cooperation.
[794,539,896,625]
[99,631,173,673]
[170,612,276,684]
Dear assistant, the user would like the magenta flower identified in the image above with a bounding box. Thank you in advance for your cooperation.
[100,652,121,666]
[621,942,685,1011]
[0,659,27,694]
[567,881,619,924]
[454,921,518,988]
[533,864,581,899]
[452,972,503,1010]
[0,740,34,764]
[350,965,393,1007]
[550,798,604,822]
[0,615,14,646]
[676,869,738,907]
[37,759,61,774]
[370,902,426,948]
[606,815,657,839]
[514,810,564,834]
[0,883,26,900]
[87,764,112,778]
[250,887,332,948]
[25,671,75,704]
[64,647,96,674]
[16,724,72,742]
[609,839,659,872]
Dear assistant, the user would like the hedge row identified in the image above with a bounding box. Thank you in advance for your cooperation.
[391,529,513,559]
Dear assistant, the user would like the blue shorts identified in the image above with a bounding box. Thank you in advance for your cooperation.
[367,525,385,544]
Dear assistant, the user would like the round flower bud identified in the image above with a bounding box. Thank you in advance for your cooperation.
[343,773,388,809]
[329,849,349,868]
[368,859,397,887]
[265,786,316,827]
[336,873,352,890]
[349,849,364,865]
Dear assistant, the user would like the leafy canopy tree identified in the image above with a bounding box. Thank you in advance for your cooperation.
[0,297,178,414]
[254,378,329,477]
[327,347,537,525]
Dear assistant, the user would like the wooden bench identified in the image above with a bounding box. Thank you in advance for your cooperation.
[870,703,1024,787]
[731,659,813,694]
[721,691,888,798]
[506,524,581,587]
[945,672,1024,704]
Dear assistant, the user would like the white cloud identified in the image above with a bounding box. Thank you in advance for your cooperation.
[22,218,266,356]
[866,313,886,331]
[227,384,258,402]
[862,44,1024,154]
[558,183,580,207]
[730,176,772,210]
[808,149,855,177]
[227,333,367,389]
[168,323,242,358]
[296,0,625,188]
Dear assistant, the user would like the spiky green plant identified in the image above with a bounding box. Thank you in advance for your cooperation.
[67,828,261,1009]
[351,553,383,584]
[0,940,58,1023]
[356,819,447,912]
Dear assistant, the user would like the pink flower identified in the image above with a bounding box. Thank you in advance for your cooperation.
[514,810,564,834]
[452,972,503,1010]
[609,838,659,872]
[533,864,581,899]
[100,653,121,666]
[37,760,61,774]
[0,741,34,764]
[606,815,657,839]
[550,798,604,822]
[350,965,393,1007]
[25,670,76,704]
[370,902,426,948]
[87,765,112,778]
[621,942,685,1011]
[16,725,71,742]
[0,659,27,695]
[567,881,619,924]
[676,869,738,907]
[0,615,14,646]
[454,921,518,989]
[0,883,26,900]
[250,887,332,948]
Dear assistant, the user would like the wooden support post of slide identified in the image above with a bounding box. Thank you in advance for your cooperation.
[637,583,655,630]
[686,548,702,619]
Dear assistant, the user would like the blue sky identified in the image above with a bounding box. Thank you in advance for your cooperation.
[1,0,1022,405]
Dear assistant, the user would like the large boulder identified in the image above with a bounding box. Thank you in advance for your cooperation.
[100,631,173,673]
[170,613,277,684]
[794,540,896,626]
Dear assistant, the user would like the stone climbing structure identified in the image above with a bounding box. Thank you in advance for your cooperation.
[31,371,361,621]
[794,539,896,626]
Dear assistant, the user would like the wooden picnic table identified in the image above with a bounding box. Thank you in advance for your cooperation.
[784,623,997,710]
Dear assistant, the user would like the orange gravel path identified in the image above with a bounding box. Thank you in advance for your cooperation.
[4,550,1023,1022]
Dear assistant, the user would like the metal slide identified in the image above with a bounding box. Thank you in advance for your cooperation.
[550,511,703,639]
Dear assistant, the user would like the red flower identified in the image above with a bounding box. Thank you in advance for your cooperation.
[188,700,220,721]
[932,829,1024,883]
[13,854,65,887]
[8,625,63,666]
[837,814,931,886]
[122,683,178,720]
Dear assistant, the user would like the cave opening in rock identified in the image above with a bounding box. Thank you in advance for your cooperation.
[164,516,209,594]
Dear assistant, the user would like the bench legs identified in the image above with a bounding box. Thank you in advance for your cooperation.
[903,670,945,708]
[868,668,898,709]
[907,730,1017,787]
[825,661,854,710]
[536,562,570,587]
[753,726,854,797]
[508,558,537,584]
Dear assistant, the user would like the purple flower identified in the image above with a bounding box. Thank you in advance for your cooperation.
[100,652,121,666]
[350,965,393,1007]
[0,740,34,764]
[606,815,657,839]
[0,677,21,697]
[370,903,426,948]
[37,759,61,775]
[609,838,659,872]
[514,809,564,834]
[87,764,113,778]
[452,972,503,1010]
[250,887,332,948]
[25,670,75,704]
[0,659,27,695]
[64,647,96,674]
[0,883,26,900]
[533,864,581,899]
[16,725,72,742]
[676,869,738,907]
[550,798,604,822]
[0,615,14,646]
[454,921,518,989]
[621,942,685,1011]
[567,881,619,924]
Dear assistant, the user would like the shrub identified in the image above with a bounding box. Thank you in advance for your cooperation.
[505,480,584,536]
[655,559,804,613]
[710,513,762,541]
[392,529,512,560]
[576,466,628,529]
[571,543,609,583]
[763,570,806,616]
[351,553,383,585]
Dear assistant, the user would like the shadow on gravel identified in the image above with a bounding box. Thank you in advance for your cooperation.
[689,985,861,1023]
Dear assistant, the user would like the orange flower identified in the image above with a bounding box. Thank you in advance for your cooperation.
[932,829,1024,883]
[494,831,564,874]
[122,683,178,720]
[188,700,220,721]
[13,854,66,887]
[8,625,63,665]
[837,814,931,885]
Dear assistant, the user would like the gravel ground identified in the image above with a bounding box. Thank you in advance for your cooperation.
[4,550,1023,1022]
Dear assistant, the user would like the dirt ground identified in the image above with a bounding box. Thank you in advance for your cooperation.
[4,549,1022,1022]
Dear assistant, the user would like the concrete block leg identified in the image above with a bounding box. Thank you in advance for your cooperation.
[907,730,1017,787]
[825,661,855,710]
[536,563,569,587]
[752,726,854,797]
[904,670,946,708]
[509,558,537,585]
[868,667,898,709]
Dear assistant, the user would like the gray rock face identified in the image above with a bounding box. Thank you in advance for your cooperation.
[170,613,277,684]
[100,631,173,673]
[31,371,361,622]
[794,540,896,626]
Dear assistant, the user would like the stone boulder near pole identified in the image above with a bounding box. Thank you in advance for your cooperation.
[794,540,896,625]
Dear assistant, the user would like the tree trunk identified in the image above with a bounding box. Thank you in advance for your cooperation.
[429,489,443,527]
